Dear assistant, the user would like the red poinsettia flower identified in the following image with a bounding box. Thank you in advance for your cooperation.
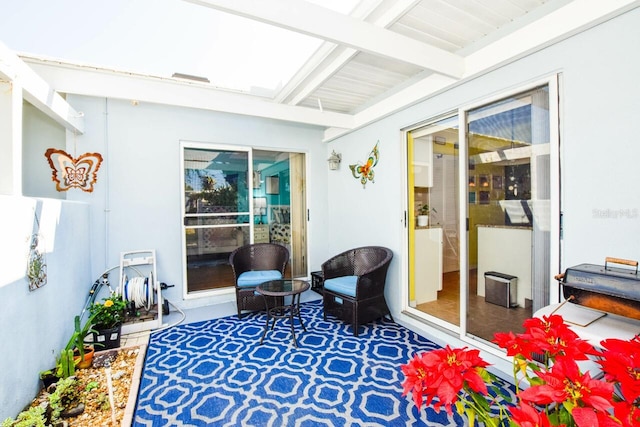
[598,335,640,403]
[494,331,534,359]
[418,345,490,414]
[401,346,491,415]
[401,353,430,408]
[613,400,640,427]
[518,357,614,415]
[404,317,640,426]
[510,401,563,427]
[520,315,597,361]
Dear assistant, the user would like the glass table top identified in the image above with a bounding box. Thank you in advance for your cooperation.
[257,279,310,295]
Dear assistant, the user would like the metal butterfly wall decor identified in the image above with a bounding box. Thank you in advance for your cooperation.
[45,148,103,192]
[349,141,379,188]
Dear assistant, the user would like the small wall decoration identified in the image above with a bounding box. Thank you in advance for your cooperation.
[266,175,279,195]
[45,148,103,192]
[478,174,490,188]
[492,174,503,190]
[27,211,47,291]
[349,141,379,188]
[469,191,477,205]
[27,234,47,291]
[479,190,490,205]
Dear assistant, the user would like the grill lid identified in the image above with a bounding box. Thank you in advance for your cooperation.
[556,257,640,320]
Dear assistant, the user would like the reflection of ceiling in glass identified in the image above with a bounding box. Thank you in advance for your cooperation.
[469,105,532,146]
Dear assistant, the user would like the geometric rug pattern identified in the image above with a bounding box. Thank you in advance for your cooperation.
[133,300,514,426]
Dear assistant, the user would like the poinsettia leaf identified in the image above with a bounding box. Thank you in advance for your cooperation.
[558,406,573,426]
[490,384,512,402]
[478,367,494,383]
[469,390,491,411]
[465,407,476,426]
[528,375,545,386]
[527,361,542,373]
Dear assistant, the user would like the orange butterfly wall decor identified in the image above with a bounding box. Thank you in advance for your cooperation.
[45,148,103,192]
[349,141,379,188]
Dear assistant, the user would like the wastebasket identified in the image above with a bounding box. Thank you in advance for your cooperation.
[484,271,517,308]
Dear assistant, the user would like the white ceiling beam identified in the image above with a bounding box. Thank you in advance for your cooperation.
[274,0,385,104]
[324,0,640,141]
[24,58,354,129]
[0,42,84,134]
[282,0,421,107]
[286,47,357,107]
[274,42,344,105]
[183,0,464,79]
[465,0,640,75]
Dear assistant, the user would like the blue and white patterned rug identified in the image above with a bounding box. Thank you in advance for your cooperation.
[133,300,512,426]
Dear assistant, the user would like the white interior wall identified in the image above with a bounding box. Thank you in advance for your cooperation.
[326,8,640,370]
[63,96,329,310]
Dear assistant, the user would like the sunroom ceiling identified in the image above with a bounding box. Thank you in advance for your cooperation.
[3,0,638,141]
[284,0,545,114]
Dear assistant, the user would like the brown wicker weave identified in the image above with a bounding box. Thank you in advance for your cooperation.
[229,243,289,318]
[321,246,393,336]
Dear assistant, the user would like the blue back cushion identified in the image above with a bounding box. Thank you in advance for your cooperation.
[323,275,358,297]
[237,270,282,287]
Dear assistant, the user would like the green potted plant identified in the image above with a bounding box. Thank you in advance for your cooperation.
[416,204,434,227]
[89,293,127,349]
[40,313,98,386]
[71,314,99,369]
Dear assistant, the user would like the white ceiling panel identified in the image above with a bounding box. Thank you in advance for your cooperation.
[2,0,636,140]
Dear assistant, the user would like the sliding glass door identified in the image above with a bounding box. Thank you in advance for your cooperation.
[406,79,559,346]
[253,150,307,279]
[182,144,251,293]
[466,85,553,342]
[181,142,308,295]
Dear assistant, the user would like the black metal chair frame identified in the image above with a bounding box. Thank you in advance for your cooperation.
[322,246,393,336]
[229,243,289,319]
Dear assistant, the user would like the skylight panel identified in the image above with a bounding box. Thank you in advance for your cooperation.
[0,0,361,96]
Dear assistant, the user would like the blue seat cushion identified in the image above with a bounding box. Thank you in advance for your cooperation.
[237,270,282,287]
[323,275,358,297]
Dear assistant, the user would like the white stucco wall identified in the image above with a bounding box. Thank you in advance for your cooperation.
[0,196,91,419]
[62,97,329,310]
[22,102,66,199]
[325,8,640,369]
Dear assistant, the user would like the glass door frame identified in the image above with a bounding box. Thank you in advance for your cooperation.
[405,112,462,334]
[180,140,254,300]
[402,74,561,358]
[180,141,311,300]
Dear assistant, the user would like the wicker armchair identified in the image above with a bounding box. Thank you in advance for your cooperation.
[229,243,289,319]
[322,246,393,336]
